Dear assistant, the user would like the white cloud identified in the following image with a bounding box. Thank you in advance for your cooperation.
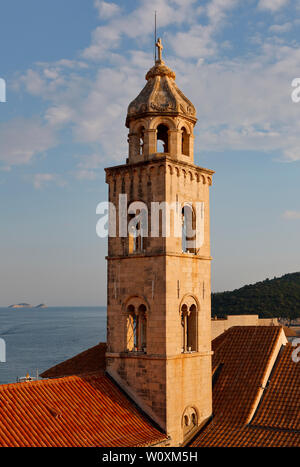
[20,69,46,96]
[94,1,121,19]
[45,105,74,127]
[169,41,300,160]
[283,210,300,220]
[17,61,87,101]
[33,173,66,189]
[76,153,103,170]
[171,0,239,58]
[283,147,300,162]
[171,24,216,58]
[72,153,103,180]
[0,118,57,167]
[74,169,98,181]
[269,22,292,33]
[83,0,199,61]
[258,0,289,12]
[13,0,300,170]
[207,0,238,25]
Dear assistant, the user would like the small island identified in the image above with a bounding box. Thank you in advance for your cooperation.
[8,303,47,309]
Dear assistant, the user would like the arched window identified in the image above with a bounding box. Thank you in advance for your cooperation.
[156,124,169,153]
[182,205,196,253]
[181,302,197,353]
[182,407,198,439]
[138,304,147,351]
[126,305,136,352]
[187,304,197,350]
[128,203,148,254]
[128,216,144,253]
[181,127,189,156]
[126,302,147,352]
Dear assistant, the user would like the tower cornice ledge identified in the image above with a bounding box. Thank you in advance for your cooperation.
[126,110,197,128]
[105,155,215,176]
[106,253,213,261]
[106,351,213,360]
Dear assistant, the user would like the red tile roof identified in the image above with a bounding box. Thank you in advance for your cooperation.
[40,343,106,379]
[0,373,167,447]
[190,327,300,447]
[191,422,300,447]
[1,326,298,447]
[212,326,282,424]
[251,344,300,432]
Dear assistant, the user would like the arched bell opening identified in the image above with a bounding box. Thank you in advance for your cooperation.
[138,126,145,157]
[181,127,190,156]
[156,124,169,153]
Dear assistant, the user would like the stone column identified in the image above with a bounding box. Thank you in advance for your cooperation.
[168,129,181,158]
[144,129,157,157]
[128,132,140,161]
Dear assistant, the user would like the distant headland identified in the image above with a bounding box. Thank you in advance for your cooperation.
[8,303,47,309]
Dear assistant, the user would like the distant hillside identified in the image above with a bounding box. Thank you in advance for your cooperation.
[212,272,300,321]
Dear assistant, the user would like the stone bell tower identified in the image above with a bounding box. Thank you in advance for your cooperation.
[105,39,214,446]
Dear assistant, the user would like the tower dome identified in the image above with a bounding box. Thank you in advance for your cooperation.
[126,39,197,164]
[126,39,196,128]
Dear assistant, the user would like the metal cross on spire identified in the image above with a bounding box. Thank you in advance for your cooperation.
[156,38,163,62]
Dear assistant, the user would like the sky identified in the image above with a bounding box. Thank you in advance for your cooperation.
[0,0,300,306]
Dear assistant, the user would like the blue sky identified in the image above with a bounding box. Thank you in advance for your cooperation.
[1,0,300,305]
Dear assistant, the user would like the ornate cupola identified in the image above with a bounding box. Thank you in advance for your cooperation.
[126,38,197,164]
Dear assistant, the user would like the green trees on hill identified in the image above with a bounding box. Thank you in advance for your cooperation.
[212,272,300,322]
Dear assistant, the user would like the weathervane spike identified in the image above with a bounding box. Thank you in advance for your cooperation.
[154,11,157,62]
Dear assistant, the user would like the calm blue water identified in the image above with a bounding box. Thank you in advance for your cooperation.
[0,307,106,385]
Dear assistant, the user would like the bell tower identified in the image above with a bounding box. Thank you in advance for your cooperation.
[105,40,214,446]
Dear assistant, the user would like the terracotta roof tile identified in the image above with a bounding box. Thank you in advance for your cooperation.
[212,326,282,424]
[191,422,300,447]
[251,344,300,432]
[0,373,167,447]
[191,326,300,447]
[40,343,106,379]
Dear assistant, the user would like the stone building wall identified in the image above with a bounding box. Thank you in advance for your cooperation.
[211,315,279,340]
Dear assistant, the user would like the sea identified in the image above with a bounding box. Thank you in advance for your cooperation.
[0,307,106,385]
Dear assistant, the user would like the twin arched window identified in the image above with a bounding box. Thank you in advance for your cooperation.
[182,407,198,439]
[181,302,197,353]
[126,303,147,352]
